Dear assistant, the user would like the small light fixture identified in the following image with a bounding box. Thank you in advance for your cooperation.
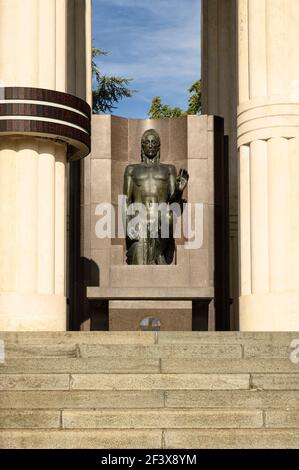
[140,317,161,331]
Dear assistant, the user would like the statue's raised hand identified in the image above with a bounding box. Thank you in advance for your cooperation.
[176,168,189,192]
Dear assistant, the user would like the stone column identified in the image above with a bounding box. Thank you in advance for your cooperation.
[238,0,299,330]
[201,0,238,329]
[0,0,91,330]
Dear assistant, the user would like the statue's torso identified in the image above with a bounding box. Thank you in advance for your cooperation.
[130,163,171,204]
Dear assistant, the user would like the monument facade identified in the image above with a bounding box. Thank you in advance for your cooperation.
[75,114,229,331]
[0,0,298,332]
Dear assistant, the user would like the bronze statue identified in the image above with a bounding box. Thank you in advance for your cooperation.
[123,129,189,265]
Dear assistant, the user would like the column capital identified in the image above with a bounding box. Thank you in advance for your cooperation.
[0,87,91,160]
[237,98,299,147]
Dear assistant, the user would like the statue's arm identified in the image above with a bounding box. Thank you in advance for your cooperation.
[123,165,134,204]
[168,165,178,202]
[169,165,189,203]
[123,165,134,240]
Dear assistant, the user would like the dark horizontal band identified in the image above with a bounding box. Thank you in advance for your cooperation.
[1,87,91,119]
[0,103,91,134]
[0,87,91,160]
[0,119,90,161]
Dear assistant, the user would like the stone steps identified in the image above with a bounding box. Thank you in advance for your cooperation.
[0,331,299,448]
[0,357,298,374]
[2,331,299,344]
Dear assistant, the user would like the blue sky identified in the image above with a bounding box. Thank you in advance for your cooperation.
[92,0,201,118]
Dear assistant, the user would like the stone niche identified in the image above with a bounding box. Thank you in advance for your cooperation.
[80,114,229,331]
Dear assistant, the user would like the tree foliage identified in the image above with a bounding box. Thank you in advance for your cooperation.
[186,80,201,115]
[92,47,135,114]
[148,80,201,119]
[148,97,185,118]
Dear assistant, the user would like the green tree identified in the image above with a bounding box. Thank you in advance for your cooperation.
[186,80,201,115]
[148,80,201,119]
[148,97,185,119]
[92,47,135,114]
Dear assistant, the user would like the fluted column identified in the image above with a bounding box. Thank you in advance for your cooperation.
[238,0,299,330]
[0,0,91,330]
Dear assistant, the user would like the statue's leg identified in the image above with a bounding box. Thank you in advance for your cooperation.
[156,253,167,265]
[127,240,145,265]
[154,237,167,265]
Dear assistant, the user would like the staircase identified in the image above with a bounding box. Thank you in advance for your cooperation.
[1,331,299,448]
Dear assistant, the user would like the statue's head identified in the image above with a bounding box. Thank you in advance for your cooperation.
[141,129,160,162]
